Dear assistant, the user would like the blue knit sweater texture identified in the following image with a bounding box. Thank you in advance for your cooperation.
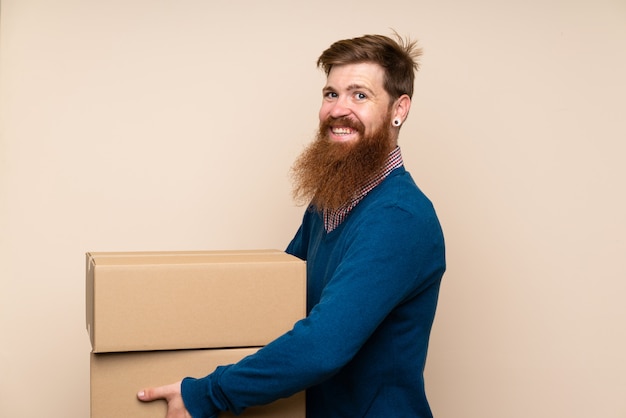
[181,166,446,418]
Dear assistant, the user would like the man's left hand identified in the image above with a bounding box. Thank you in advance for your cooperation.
[137,381,192,418]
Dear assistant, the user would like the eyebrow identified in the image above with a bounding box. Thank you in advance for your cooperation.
[323,83,376,96]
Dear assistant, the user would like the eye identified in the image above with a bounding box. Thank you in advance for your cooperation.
[324,91,338,99]
[355,92,367,100]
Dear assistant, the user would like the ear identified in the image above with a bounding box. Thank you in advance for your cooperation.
[392,94,412,125]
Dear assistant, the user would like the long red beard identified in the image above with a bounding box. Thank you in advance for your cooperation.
[291,113,394,211]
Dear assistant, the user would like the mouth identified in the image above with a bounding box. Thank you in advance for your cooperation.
[328,125,359,142]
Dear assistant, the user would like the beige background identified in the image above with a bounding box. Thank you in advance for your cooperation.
[1,1,625,417]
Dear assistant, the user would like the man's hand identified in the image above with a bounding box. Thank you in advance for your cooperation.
[137,381,192,418]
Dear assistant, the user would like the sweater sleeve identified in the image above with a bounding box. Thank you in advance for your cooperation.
[181,193,445,416]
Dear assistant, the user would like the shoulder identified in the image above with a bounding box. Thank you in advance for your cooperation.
[346,168,444,252]
[367,167,437,220]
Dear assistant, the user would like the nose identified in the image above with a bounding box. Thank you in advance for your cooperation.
[327,96,351,119]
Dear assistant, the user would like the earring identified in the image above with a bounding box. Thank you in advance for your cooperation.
[393,118,402,127]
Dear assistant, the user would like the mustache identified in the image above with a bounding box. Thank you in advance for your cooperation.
[320,116,365,134]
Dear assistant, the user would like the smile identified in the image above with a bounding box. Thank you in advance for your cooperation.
[331,127,356,135]
[328,126,360,142]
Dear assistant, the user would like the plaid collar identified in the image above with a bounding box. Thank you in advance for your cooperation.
[323,147,404,232]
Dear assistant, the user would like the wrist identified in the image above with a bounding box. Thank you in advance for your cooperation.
[181,376,219,418]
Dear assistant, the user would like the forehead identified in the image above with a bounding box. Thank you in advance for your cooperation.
[324,62,386,92]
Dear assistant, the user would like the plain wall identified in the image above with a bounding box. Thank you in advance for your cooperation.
[1,1,625,417]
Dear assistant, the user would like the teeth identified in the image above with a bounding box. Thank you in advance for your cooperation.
[332,127,353,135]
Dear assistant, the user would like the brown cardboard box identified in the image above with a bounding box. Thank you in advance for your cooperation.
[86,250,306,353]
[90,347,305,418]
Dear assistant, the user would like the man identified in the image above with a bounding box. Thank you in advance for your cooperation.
[138,33,446,418]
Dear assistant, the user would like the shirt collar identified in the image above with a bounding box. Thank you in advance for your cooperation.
[323,146,404,232]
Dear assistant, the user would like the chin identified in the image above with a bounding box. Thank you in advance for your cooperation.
[327,131,362,144]
[330,136,358,144]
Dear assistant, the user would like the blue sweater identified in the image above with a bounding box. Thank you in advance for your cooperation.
[181,166,446,417]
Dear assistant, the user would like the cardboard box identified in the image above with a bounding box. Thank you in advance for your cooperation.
[90,347,305,418]
[86,250,306,353]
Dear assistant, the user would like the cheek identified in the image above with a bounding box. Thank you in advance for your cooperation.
[318,104,330,122]
[366,109,390,130]
[358,112,376,132]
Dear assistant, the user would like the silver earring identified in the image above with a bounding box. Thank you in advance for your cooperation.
[393,118,402,127]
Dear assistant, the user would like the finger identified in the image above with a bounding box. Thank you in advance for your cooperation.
[138,381,181,402]
[137,385,169,402]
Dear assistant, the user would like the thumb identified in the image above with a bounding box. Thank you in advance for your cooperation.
[137,387,164,402]
[137,382,180,402]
